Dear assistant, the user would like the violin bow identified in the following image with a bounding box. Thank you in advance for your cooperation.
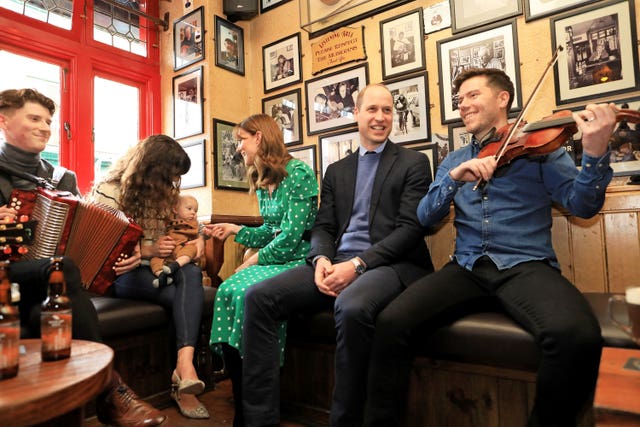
[473,45,564,191]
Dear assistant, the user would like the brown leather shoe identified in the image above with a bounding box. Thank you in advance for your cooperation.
[96,379,167,427]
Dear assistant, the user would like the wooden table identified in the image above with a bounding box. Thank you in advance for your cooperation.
[0,339,113,427]
[594,347,640,426]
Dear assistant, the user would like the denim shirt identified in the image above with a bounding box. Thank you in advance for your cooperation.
[417,138,612,271]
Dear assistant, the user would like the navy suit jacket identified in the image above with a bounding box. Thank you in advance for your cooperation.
[307,140,434,286]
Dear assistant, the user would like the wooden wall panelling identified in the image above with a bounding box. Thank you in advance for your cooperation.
[569,215,607,293]
[604,211,640,293]
[551,214,574,284]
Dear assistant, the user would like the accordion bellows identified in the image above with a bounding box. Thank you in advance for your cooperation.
[11,188,143,294]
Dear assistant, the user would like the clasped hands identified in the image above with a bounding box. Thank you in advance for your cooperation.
[314,257,358,297]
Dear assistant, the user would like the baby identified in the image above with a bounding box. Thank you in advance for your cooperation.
[150,194,200,288]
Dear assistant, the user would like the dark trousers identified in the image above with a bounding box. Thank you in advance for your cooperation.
[364,258,602,427]
[242,263,405,427]
[11,256,102,342]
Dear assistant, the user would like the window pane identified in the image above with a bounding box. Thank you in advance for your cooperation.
[93,77,139,180]
[93,0,147,57]
[0,50,62,164]
[1,0,73,30]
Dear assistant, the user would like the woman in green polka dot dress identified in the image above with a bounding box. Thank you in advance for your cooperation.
[203,114,318,426]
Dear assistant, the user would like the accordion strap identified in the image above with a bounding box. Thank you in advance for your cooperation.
[51,166,68,188]
[0,161,56,190]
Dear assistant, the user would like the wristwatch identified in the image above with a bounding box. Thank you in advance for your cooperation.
[351,257,366,275]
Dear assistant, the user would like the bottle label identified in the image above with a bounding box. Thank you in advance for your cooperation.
[41,310,72,354]
[0,321,20,379]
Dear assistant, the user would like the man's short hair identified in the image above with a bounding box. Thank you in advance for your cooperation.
[0,88,56,116]
[452,68,515,112]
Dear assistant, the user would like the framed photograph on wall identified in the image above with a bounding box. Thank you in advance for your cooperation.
[215,16,245,75]
[525,0,599,22]
[450,0,521,34]
[262,89,302,146]
[384,73,430,145]
[261,0,292,14]
[551,0,639,105]
[380,8,426,80]
[305,63,369,135]
[180,139,206,189]
[263,33,302,93]
[410,143,438,179]
[173,66,203,139]
[289,145,317,175]
[448,121,473,152]
[174,7,204,71]
[213,118,249,191]
[319,129,359,179]
[437,19,522,124]
[423,1,451,35]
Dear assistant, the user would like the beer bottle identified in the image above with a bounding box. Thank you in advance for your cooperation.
[41,256,72,361]
[0,260,20,379]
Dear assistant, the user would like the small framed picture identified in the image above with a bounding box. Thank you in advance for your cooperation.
[174,7,205,71]
[319,128,359,179]
[448,121,473,152]
[262,89,302,146]
[551,0,639,105]
[261,0,292,15]
[384,73,430,145]
[263,33,302,93]
[213,118,249,191]
[379,8,426,80]
[180,139,206,189]
[450,0,521,34]
[524,0,599,22]
[215,16,245,75]
[437,19,522,124]
[423,1,451,35]
[289,145,317,175]
[410,143,437,180]
[173,66,204,140]
[305,63,369,136]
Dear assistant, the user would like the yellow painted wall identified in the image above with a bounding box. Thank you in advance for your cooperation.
[160,0,640,218]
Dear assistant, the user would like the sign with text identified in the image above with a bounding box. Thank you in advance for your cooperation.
[311,27,367,75]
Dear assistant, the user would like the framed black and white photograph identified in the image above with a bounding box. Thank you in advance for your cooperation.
[525,0,599,22]
[448,121,473,152]
[432,132,451,168]
[173,7,205,71]
[384,73,430,145]
[551,0,639,105]
[410,143,438,179]
[263,33,302,93]
[305,63,369,135]
[180,139,206,189]
[261,0,292,15]
[380,9,426,80]
[423,1,451,35]
[319,129,359,179]
[173,66,204,140]
[262,89,302,146]
[213,118,249,191]
[450,0,521,34]
[437,19,522,124]
[289,145,317,175]
[215,16,245,75]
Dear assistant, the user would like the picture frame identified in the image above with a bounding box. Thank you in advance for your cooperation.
[180,139,206,189]
[305,63,369,135]
[380,9,426,80]
[431,132,451,169]
[410,143,438,180]
[450,0,521,34]
[213,118,249,191]
[262,89,302,146]
[289,145,317,175]
[263,33,302,93]
[550,0,639,106]
[173,66,204,140]
[448,121,473,152]
[173,7,205,71]
[524,0,599,22]
[423,1,451,35]
[384,73,430,145]
[319,128,359,179]
[215,16,245,76]
[261,0,292,14]
[436,19,522,124]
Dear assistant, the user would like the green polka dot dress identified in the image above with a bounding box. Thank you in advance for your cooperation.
[210,159,318,364]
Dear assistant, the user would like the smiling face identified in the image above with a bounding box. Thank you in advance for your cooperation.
[456,75,509,140]
[236,128,261,166]
[354,85,394,150]
[0,101,52,154]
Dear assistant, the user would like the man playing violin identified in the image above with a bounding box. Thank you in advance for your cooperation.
[364,68,617,427]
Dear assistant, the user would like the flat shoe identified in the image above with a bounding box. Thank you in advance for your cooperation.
[171,369,205,395]
[171,388,210,419]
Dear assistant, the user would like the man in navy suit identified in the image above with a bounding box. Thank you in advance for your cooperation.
[242,83,434,427]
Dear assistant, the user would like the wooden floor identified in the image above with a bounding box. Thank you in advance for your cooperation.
[85,379,319,427]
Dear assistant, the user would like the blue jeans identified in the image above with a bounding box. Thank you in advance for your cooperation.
[112,263,203,348]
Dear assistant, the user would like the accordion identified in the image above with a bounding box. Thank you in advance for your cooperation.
[10,188,143,294]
